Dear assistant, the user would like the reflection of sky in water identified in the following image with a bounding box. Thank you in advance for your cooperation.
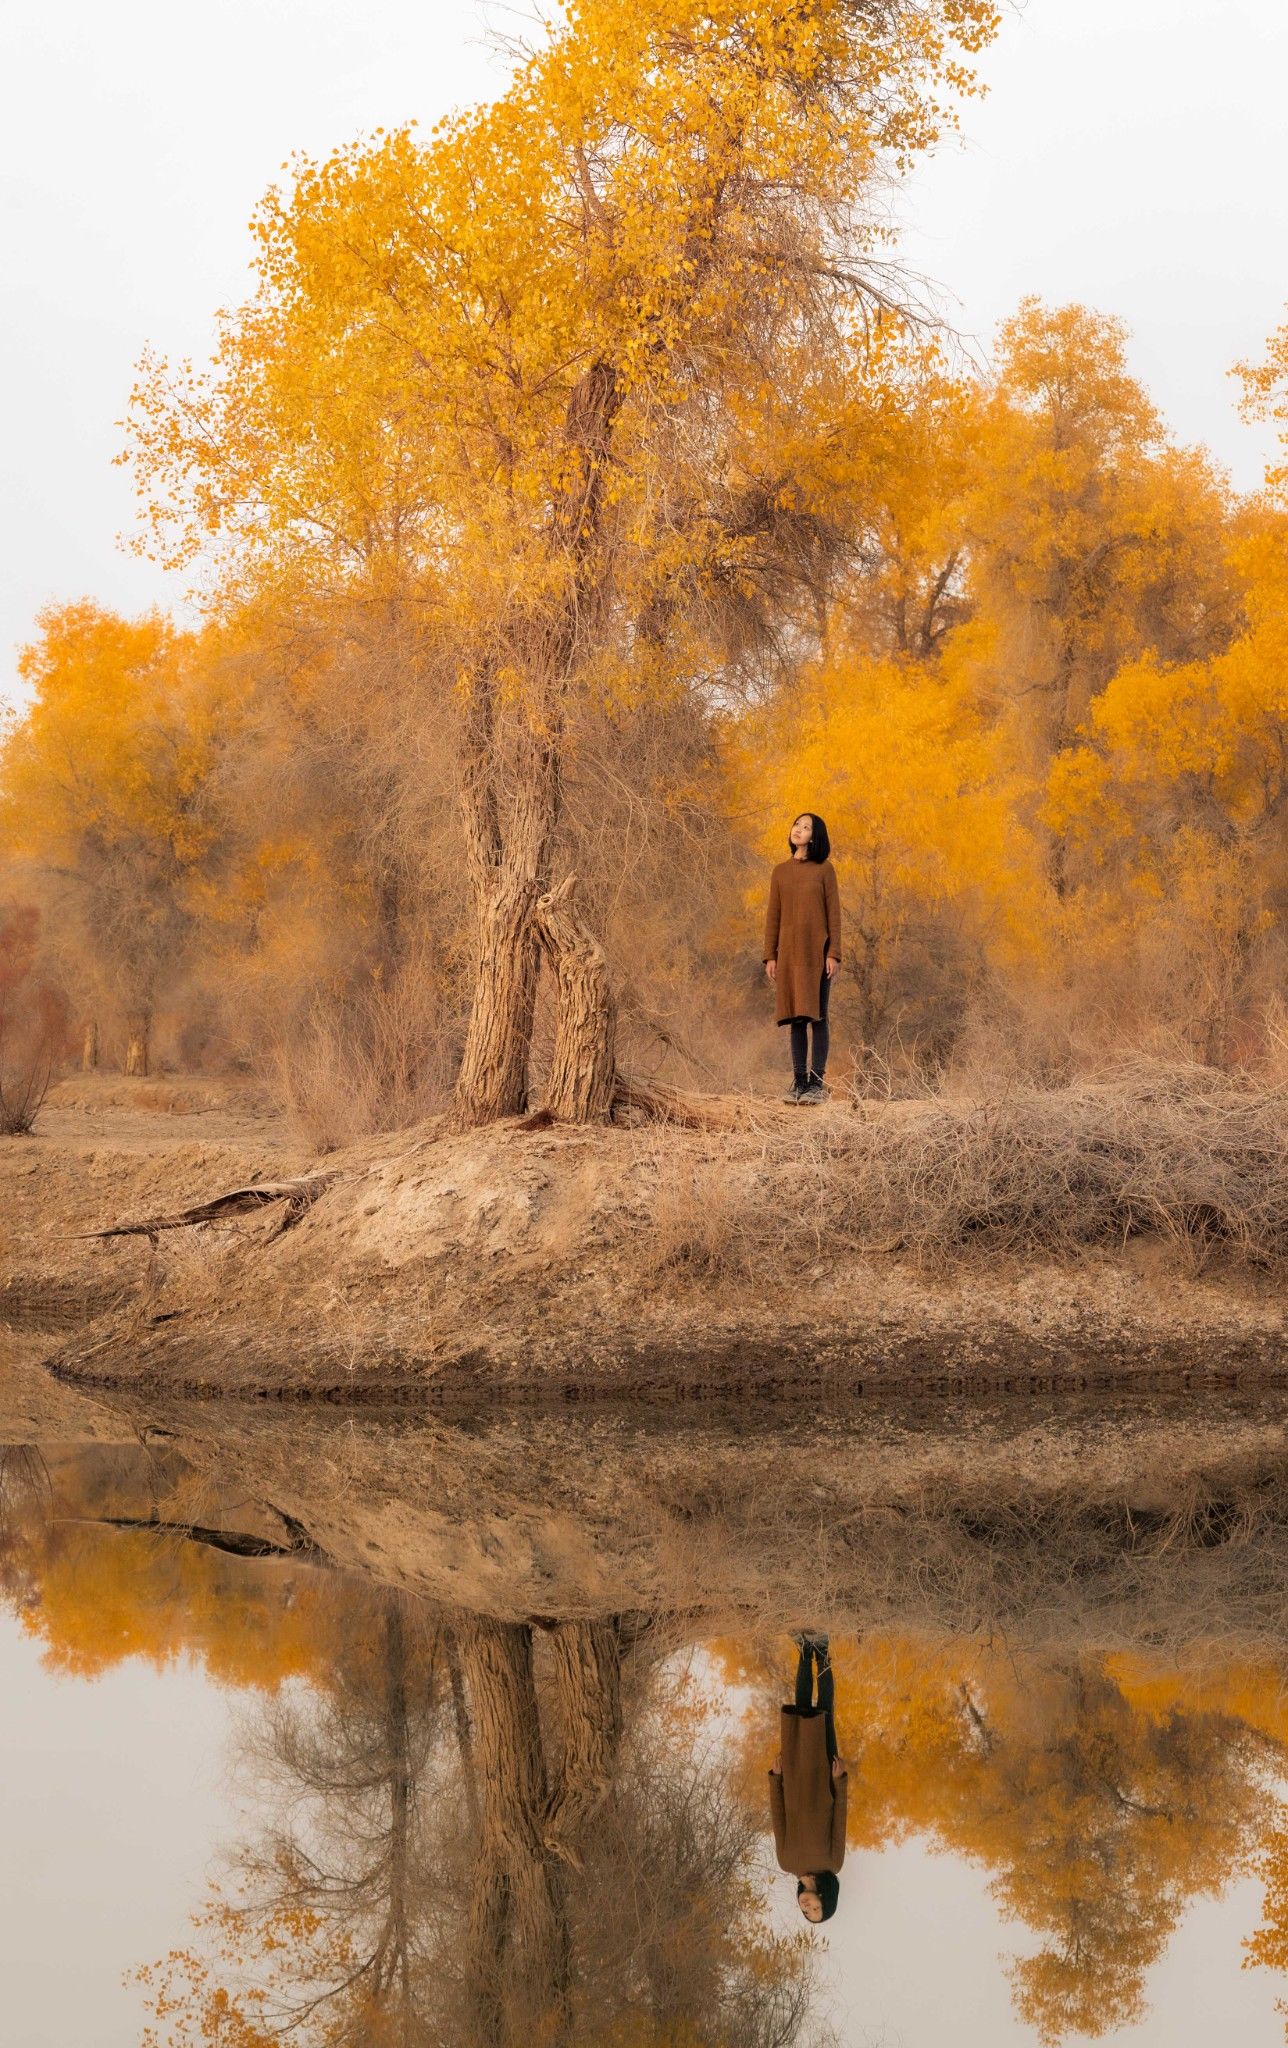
[6,1598,1286,2048]
[0,1616,235,2048]
[780,1840,1282,2047]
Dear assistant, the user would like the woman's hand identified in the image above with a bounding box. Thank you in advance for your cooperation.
[831,1757,847,1779]
[765,959,777,984]
[770,1753,782,1775]
[825,955,839,979]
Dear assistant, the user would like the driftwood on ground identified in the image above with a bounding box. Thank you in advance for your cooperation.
[58,1172,341,1247]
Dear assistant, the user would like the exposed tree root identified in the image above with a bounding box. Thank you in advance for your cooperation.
[610,1073,785,1130]
[58,1172,341,1247]
[56,1509,330,1564]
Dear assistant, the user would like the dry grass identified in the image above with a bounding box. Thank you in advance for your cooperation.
[276,971,454,1152]
[636,1142,752,1279]
[637,1059,1288,1276]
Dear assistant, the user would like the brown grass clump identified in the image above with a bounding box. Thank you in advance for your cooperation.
[0,904,67,1136]
[276,966,454,1152]
[639,1060,1288,1275]
[636,1141,753,1279]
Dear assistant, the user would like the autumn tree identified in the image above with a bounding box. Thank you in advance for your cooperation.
[124,0,1001,1125]
[1048,514,1288,1060]
[0,604,237,1075]
[963,299,1239,772]
[730,644,1043,1057]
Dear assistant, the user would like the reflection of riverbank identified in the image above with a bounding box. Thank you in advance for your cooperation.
[8,1460,1288,2048]
[20,1393,1288,1656]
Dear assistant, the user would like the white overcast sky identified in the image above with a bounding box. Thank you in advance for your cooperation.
[3,0,1288,709]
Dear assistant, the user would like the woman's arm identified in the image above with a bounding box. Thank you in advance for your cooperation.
[769,1766,788,1863]
[829,1761,848,1870]
[764,867,782,973]
[824,862,842,966]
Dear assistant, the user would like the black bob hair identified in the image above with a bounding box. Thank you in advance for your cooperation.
[789,812,831,863]
[797,1873,840,1922]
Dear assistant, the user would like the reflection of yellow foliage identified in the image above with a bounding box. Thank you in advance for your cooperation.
[723,1632,1285,2045]
[25,1529,332,1691]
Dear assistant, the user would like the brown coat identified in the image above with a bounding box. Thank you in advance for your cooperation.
[769,1708,847,1875]
[763,857,842,1025]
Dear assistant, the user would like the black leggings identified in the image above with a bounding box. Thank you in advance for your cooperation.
[789,965,831,1084]
[792,1640,838,1762]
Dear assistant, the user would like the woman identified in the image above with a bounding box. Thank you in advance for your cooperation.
[768,1633,846,1924]
[763,813,842,1103]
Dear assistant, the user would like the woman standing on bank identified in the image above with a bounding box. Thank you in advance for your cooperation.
[764,813,842,1103]
[769,1632,847,1924]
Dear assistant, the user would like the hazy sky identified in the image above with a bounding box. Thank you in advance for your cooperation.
[4,0,1288,708]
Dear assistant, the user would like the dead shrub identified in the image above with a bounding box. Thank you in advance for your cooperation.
[630,1060,1288,1277]
[639,1143,752,1279]
[0,904,68,1135]
[807,1060,1288,1270]
[276,954,456,1152]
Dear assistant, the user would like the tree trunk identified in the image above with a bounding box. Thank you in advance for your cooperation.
[445,1627,482,1834]
[533,877,617,1123]
[454,877,542,1124]
[541,1620,623,1859]
[452,361,621,1130]
[460,1619,572,2047]
[369,1598,416,2023]
[124,1018,150,1078]
[81,1018,99,1071]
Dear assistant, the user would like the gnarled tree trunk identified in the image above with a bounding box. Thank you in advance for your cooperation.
[81,1017,99,1071]
[454,873,544,1124]
[452,361,621,1131]
[460,1620,572,2047]
[533,877,617,1124]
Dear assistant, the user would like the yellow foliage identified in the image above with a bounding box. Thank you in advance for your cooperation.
[729,648,1046,1039]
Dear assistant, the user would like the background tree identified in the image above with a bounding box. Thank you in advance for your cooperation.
[0,604,236,1076]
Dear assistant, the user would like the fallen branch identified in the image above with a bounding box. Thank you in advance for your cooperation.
[59,1172,342,1247]
[55,1512,331,1564]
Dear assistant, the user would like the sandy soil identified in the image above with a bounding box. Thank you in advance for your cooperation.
[5,1075,1286,1402]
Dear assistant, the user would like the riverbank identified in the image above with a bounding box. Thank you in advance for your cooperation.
[4,1065,1287,1401]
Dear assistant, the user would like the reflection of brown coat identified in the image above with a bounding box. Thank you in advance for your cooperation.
[763,858,843,1024]
[769,1708,847,1874]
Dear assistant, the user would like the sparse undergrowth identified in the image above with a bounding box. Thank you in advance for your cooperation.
[637,1059,1288,1278]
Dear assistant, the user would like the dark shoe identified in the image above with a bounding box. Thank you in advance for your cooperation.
[784,1079,808,1103]
[799,1078,829,1104]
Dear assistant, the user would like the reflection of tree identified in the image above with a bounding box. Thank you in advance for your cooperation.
[1242,1817,1288,2037]
[138,1602,825,2048]
[987,1660,1268,2042]
[138,1588,444,2047]
[0,1444,50,1611]
[725,1636,1282,2045]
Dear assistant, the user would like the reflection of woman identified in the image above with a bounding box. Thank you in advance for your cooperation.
[769,1633,846,1923]
[763,813,843,1104]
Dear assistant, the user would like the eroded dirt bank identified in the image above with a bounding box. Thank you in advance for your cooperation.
[5,1074,1288,1399]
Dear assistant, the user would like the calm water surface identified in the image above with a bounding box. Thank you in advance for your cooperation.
[5,1402,1288,2047]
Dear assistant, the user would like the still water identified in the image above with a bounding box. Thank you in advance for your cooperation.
[5,1400,1288,2047]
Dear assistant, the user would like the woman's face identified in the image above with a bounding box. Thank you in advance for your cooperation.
[790,815,813,852]
[798,1887,824,1924]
